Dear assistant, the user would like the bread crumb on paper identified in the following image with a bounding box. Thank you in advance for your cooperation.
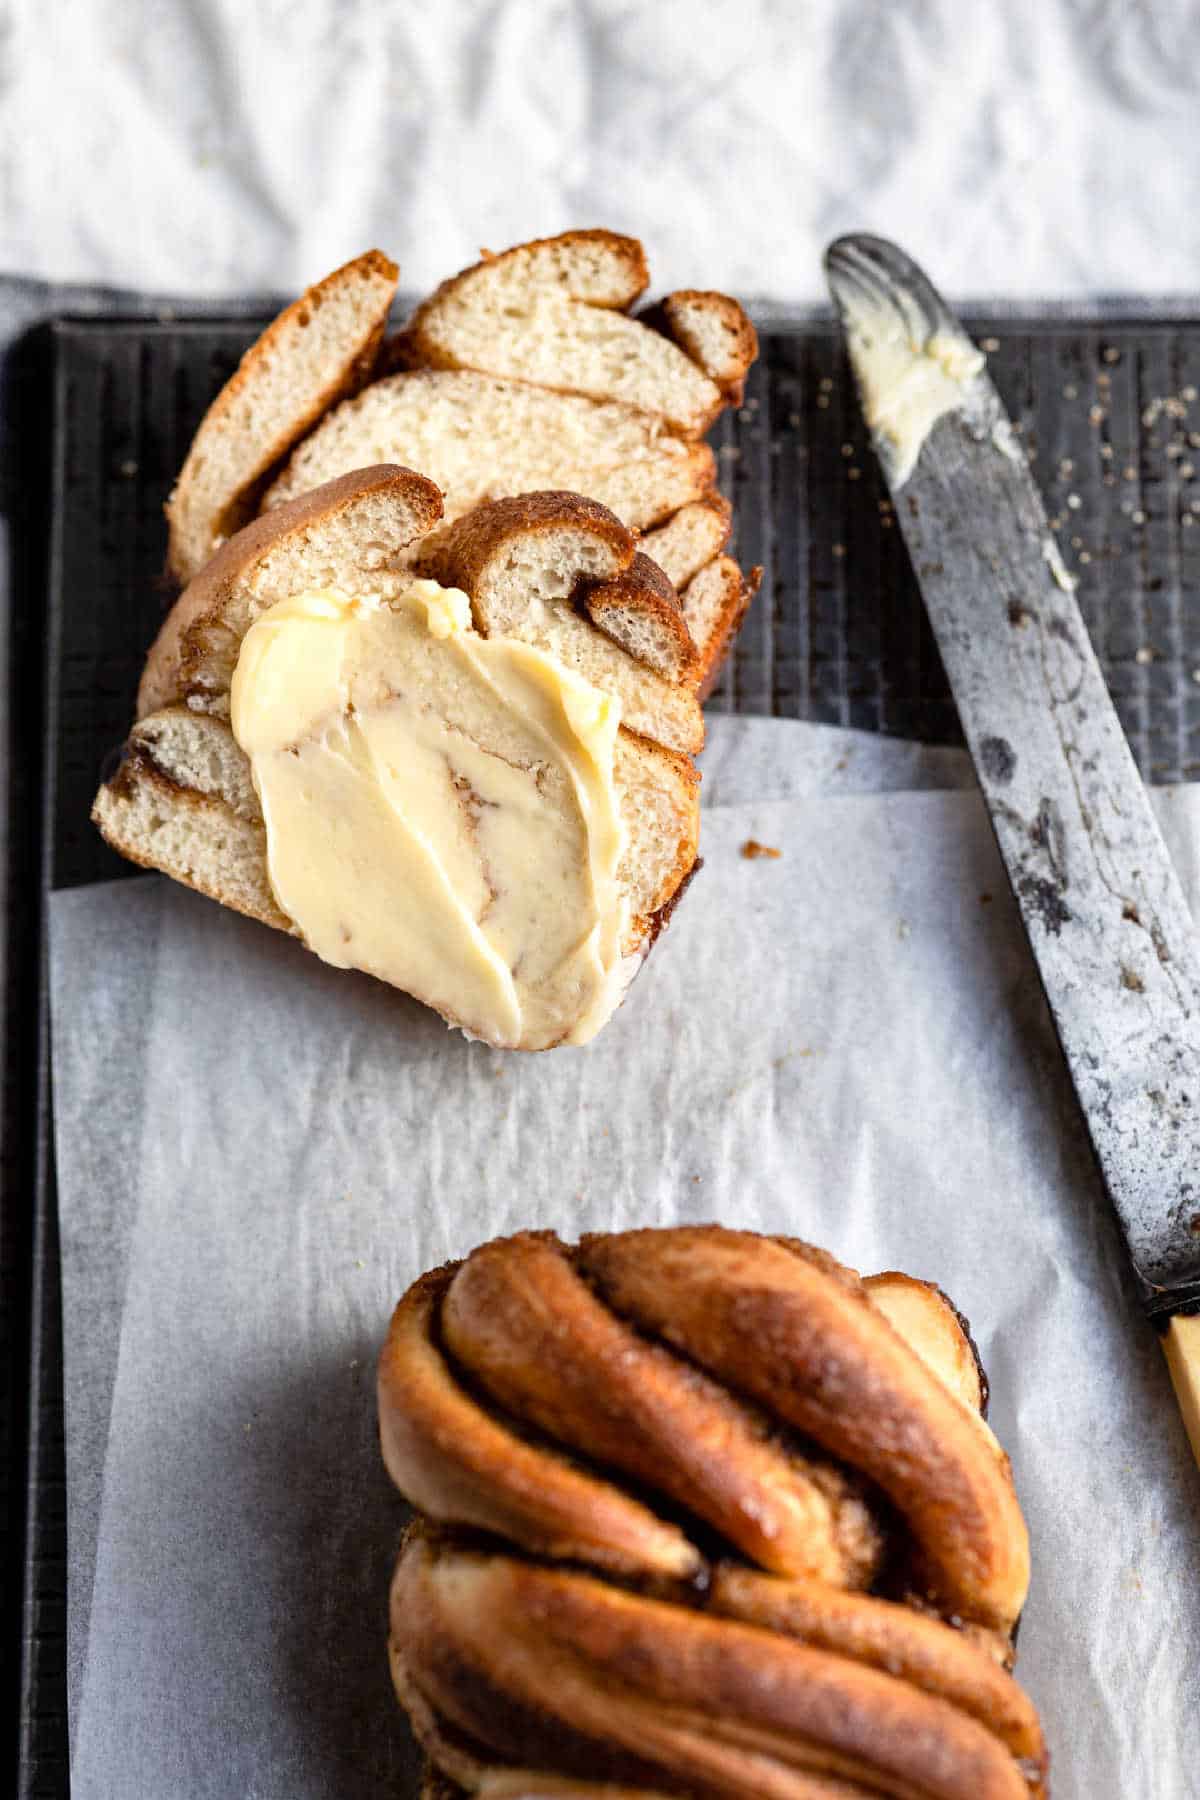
[741,839,781,860]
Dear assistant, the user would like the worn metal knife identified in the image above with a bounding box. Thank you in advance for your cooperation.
[825,232,1200,1464]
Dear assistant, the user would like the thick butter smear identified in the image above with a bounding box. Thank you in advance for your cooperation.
[230,582,630,1050]
[840,294,986,490]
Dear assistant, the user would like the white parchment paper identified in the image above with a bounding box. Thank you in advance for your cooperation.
[51,716,976,1720]
[50,718,1200,1799]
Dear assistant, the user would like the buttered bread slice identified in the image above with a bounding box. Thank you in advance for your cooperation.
[95,468,700,1050]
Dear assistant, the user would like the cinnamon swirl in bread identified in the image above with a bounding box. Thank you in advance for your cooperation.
[378,1226,1047,1798]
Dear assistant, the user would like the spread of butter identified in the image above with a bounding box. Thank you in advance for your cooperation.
[229,582,630,1049]
[838,288,987,489]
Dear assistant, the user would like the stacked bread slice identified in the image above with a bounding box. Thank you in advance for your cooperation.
[97,233,758,1047]
[95,470,701,1047]
[166,249,401,586]
[166,231,760,699]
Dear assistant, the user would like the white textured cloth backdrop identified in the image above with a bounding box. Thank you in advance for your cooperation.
[5,0,1200,302]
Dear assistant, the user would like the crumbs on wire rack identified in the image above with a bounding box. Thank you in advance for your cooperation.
[973,338,1198,669]
[742,840,782,860]
[767,331,1200,680]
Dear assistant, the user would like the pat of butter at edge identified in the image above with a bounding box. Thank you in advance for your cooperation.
[840,290,986,490]
[229,584,629,1048]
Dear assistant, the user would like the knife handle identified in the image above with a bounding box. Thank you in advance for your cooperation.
[1162,1314,1200,1470]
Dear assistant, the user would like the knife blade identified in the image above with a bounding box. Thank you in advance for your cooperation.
[825,233,1200,1461]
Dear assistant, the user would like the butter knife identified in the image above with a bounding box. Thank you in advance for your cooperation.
[825,233,1200,1465]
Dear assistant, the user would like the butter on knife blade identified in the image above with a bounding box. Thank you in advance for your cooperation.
[826,241,1078,608]
[822,234,1025,491]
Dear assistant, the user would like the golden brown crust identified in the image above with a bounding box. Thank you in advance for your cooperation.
[104,481,702,1030]
[638,490,733,569]
[710,1567,1044,1766]
[91,745,290,931]
[381,1227,1044,1796]
[393,1539,1036,1800]
[474,1780,681,1798]
[688,557,762,699]
[399,230,652,372]
[421,1769,681,1799]
[441,1233,882,1586]
[578,1228,1030,1634]
[140,465,444,717]
[377,1267,701,1582]
[415,491,635,607]
[165,249,399,582]
[660,290,760,406]
[583,554,699,683]
[864,1273,986,1416]
[418,495,706,759]
[613,730,699,942]
[167,235,760,688]
[694,488,734,535]
[398,232,739,438]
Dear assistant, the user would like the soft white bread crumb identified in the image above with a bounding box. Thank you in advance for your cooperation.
[92,710,289,932]
[254,235,759,695]
[166,250,398,584]
[143,465,444,717]
[400,231,724,435]
[660,290,759,404]
[584,554,698,684]
[161,232,762,763]
[264,371,716,535]
[681,555,761,699]
[639,496,732,589]
[417,495,705,756]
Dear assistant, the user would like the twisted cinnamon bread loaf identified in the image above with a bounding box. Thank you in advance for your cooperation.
[378,1227,1047,1798]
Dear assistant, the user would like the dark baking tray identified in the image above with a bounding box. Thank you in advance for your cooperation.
[16,311,1200,1794]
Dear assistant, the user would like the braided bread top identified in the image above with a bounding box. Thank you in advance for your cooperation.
[378,1226,1046,1799]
